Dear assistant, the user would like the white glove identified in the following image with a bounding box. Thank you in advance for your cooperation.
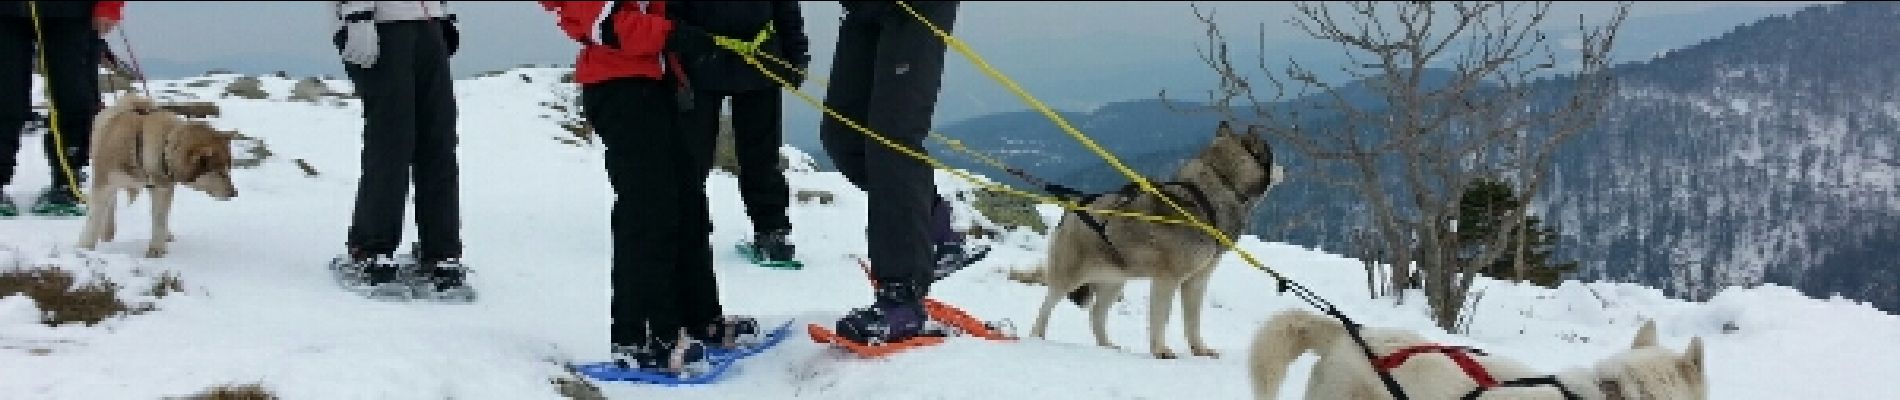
[341,22,379,68]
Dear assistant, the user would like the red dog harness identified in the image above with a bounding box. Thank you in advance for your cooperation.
[1376,344,1499,387]
[1374,344,1582,400]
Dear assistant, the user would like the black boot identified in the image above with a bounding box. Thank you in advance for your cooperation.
[932,241,991,283]
[0,193,18,217]
[612,337,711,377]
[835,281,929,345]
[332,246,407,299]
[413,245,474,301]
[752,228,795,262]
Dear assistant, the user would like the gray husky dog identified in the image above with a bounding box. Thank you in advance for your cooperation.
[1011,121,1284,359]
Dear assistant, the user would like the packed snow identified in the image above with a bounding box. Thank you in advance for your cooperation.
[0,69,1896,399]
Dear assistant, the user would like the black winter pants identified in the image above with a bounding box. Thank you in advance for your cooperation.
[583,78,721,349]
[343,21,462,259]
[818,1,958,289]
[0,16,97,190]
[686,87,789,234]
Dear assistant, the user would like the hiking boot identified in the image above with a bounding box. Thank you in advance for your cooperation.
[416,257,468,292]
[835,281,929,345]
[931,241,991,282]
[29,185,85,217]
[334,246,402,288]
[612,337,711,377]
[0,195,17,217]
[752,229,795,262]
[698,316,763,350]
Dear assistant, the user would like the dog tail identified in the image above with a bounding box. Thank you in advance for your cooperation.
[1006,266,1093,307]
[1006,266,1044,285]
[1249,308,1344,400]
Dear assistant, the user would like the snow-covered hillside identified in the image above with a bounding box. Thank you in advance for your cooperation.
[1,69,1896,399]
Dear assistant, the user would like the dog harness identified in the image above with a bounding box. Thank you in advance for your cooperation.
[127,106,175,188]
[1047,180,1217,269]
[1372,343,1582,400]
[1043,124,1274,270]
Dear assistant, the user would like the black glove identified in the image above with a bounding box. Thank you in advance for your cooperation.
[665,23,716,59]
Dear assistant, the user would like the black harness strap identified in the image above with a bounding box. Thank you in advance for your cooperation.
[1458,376,1581,400]
[1047,180,1219,269]
[1330,309,1412,400]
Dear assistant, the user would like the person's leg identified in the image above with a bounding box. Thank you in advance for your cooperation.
[835,1,960,344]
[817,11,880,189]
[860,1,957,290]
[586,78,692,368]
[412,20,462,263]
[36,18,98,190]
[684,91,725,176]
[730,88,791,235]
[346,22,422,258]
[0,18,31,198]
[674,98,726,346]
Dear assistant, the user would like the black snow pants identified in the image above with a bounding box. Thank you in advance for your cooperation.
[0,16,98,190]
[685,87,790,234]
[584,77,721,349]
[343,20,462,260]
[818,1,958,291]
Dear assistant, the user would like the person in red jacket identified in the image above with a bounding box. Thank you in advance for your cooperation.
[540,1,758,377]
[0,1,123,217]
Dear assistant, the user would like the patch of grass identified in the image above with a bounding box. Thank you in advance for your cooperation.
[969,188,1047,234]
[223,76,269,100]
[0,267,128,326]
[172,383,278,400]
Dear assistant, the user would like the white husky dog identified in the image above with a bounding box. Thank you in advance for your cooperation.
[1248,309,1707,399]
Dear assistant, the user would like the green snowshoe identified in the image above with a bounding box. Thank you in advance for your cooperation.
[29,187,85,217]
[737,229,801,270]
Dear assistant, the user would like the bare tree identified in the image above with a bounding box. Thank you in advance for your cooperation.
[1171,1,1627,332]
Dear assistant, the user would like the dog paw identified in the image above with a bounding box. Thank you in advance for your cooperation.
[1152,351,1179,360]
[1191,347,1221,358]
[145,247,168,258]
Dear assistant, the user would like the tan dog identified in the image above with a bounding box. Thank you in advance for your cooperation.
[1248,309,1707,400]
[1015,121,1284,359]
[78,94,238,258]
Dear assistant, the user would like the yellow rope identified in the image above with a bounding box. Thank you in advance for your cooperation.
[889,1,1284,281]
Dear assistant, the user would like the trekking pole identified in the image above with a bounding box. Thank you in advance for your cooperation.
[26,1,86,203]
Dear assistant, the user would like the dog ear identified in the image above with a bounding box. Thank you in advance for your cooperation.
[1245,124,1264,139]
[1682,336,1704,375]
[1215,120,1236,138]
[1631,320,1658,349]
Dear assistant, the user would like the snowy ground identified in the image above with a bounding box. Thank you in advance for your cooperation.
[1,69,1897,399]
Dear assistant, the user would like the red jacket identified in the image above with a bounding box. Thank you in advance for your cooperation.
[96,1,123,21]
[540,1,675,86]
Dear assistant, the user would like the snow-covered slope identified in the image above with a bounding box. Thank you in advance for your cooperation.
[0,69,1895,399]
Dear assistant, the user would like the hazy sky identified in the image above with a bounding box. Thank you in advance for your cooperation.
[117,1,1835,79]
